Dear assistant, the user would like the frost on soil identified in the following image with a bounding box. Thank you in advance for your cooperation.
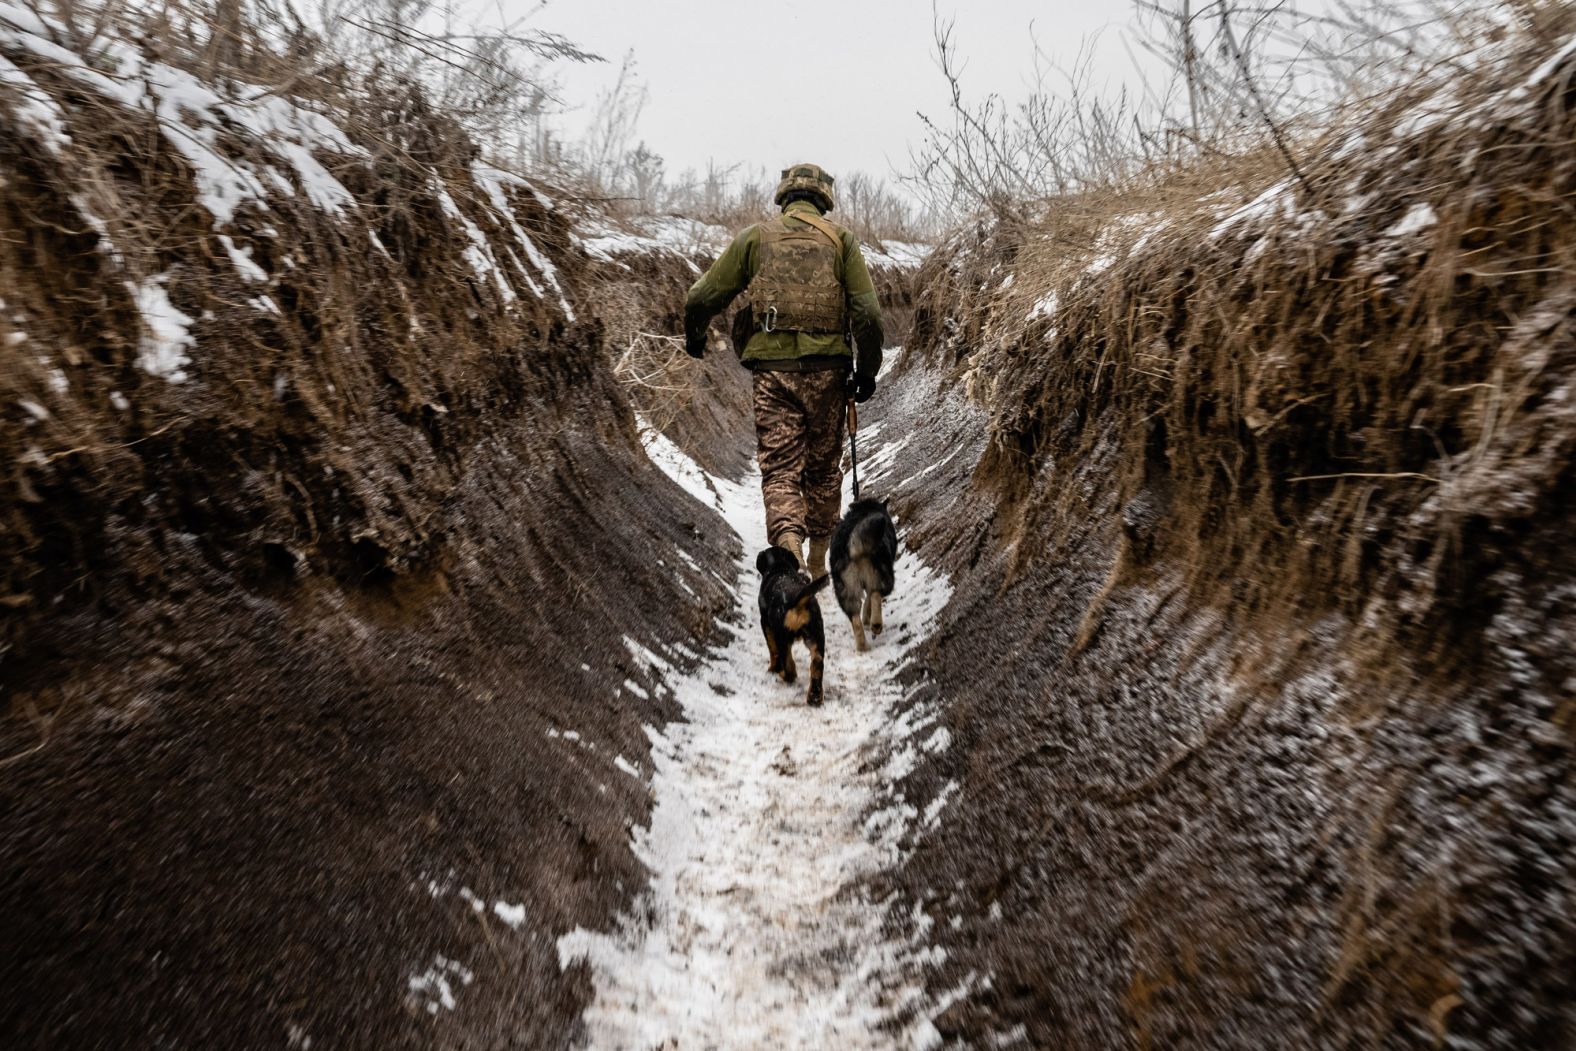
[557,427,959,1049]
[0,0,577,388]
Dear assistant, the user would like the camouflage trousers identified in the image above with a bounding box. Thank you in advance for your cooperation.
[752,369,848,546]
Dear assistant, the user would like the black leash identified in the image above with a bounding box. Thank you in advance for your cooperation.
[847,398,860,501]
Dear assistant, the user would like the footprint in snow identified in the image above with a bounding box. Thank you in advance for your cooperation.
[769,745,797,777]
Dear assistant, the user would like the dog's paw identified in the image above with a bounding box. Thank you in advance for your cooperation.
[870,622,883,636]
[806,687,823,707]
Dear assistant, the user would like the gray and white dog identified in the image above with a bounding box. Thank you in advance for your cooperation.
[828,498,898,652]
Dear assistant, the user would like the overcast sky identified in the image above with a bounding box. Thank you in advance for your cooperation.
[518,0,1155,187]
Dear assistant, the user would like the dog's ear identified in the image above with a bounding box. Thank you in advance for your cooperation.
[755,548,776,575]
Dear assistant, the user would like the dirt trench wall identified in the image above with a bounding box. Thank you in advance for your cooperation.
[0,10,735,1048]
[577,220,756,481]
[865,23,1576,1051]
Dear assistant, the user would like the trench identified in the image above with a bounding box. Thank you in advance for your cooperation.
[557,418,958,1049]
[7,6,1574,1040]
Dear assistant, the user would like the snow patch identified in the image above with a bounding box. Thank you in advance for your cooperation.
[924,781,959,829]
[638,417,733,514]
[492,901,526,929]
[1508,31,1576,102]
[1384,203,1438,238]
[131,278,193,381]
[0,7,361,227]
[0,5,575,323]
[575,215,729,275]
[1210,180,1296,240]
[1028,292,1058,322]
[218,234,268,282]
[406,955,473,1015]
[623,635,673,676]
[559,426,958,1047]
[437,187,513,301]
[865,240,931,270]
[0,52,69,152]
[474,166,575,320]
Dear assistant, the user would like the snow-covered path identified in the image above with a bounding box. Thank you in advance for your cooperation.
[557,426,955,1050]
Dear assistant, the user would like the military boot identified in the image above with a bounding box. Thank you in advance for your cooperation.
[776,530,806,570]
[808,536,830,578]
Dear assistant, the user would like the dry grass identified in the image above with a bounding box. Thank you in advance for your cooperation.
[612,331,697,432]
[909,4,1576,670]
[0,0,593,655]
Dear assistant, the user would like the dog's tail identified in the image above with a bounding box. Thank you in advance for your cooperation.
[789,574,831,612]
[848,511,894,563]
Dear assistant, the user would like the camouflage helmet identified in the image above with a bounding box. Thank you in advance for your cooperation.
[774,162,835,212]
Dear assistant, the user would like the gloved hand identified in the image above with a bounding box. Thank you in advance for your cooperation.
[685,332,706,359]
[851,373,876,403]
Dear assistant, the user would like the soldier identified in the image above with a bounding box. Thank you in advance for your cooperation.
[683,162,884,577]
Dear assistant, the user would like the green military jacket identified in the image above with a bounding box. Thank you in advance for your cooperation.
[684,201,884,376]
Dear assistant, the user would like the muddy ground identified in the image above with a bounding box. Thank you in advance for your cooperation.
[0,36,748,1041]
[1,356,744,1048]
[0,80,917,1043]
[853,34,1576,1044]
[9,13,1570,1044]
[862,302,1576,1051]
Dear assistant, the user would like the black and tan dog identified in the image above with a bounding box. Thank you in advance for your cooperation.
[829,498,898,652]
[755,547,830,707]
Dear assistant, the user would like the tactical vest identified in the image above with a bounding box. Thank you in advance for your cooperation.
[751,212,846,335]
